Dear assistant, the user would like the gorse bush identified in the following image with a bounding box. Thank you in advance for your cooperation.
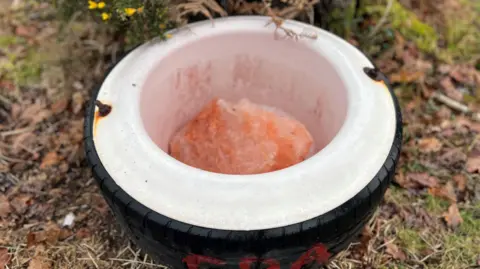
[53,0,174,44]
[52,0,359,46]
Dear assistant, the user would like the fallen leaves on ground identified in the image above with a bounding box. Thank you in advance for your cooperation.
[19,102,51,125]
[50,97,69,114]
[466,156,480,173]
[428,181,457,202]
[0,195,11,218]
[15,25,38,38]
[448,64,480,86]
[10,194,32,214]
[90,194,109,214]
[389,70,425,83]
[418,137,442,153]
[405,172,439,188]
[71,92,84,115]
[453,174,467,192]
[75,228,91,239]
[385,241,407,261]
[27,223,72,248]
[39,151,60,169]
[443,204,463,228]
[28,256,51,269]
[439,148,467,167]
[440,77,463,101]
[0,248,11,268]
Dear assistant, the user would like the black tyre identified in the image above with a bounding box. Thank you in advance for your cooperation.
[84,18,402,269]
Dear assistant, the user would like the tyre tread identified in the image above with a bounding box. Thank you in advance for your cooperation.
[84,47,402,267]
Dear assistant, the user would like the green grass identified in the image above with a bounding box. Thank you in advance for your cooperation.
[424,195,450,215]
[0,48,43,86]
[0,35,23,47]
[364,0,480,63]
[440,204,480,267]
[365,0,438,54]
[398,229,428,254]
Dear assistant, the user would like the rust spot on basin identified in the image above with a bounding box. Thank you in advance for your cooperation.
[93,100,112,137]
[363,67,388,91]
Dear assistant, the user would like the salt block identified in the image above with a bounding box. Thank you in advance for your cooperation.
[169,98,314,175]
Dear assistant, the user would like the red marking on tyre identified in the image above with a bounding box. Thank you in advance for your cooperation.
[239,257,280,269]
[290,244,331,269]
[182,254,226,269]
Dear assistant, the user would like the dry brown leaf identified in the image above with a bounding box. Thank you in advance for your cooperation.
[28,256,51,269]
[449,65,480,86]
[418,137,442,153]
[12,132,33,153]
[439,148,467,167]
[15,25,38,38]
[10,194,32,214]
[454,116,480,133]
[394,31,405,57]
[0,247,11,268]
[10,103,22,119]
[440,77,463,101]
[50,98,69,114]
[385,241,407,261]
[389,70,425,83]
[27,224,72,248]
[453,174,467,192]
[20,103,51,124]
[71,92,84,115]
[407,172,439,188]
[428,181,457,202]
[394,171,416,188]
[466,156,480,173]
[90,194,109,214]
[0,80,15,93]
[75,228,91,239]
[435,106,452,120]
[39,152,60,169]
[443,204,463,228]
[0,195,11,218]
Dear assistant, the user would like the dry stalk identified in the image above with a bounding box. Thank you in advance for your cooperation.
[263,0,318,41]
[176,0,228,26]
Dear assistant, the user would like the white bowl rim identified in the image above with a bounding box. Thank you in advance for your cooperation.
[91,16,398,230]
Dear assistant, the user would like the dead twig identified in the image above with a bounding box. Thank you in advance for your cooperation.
[176,0,227,26]
[432,92,480,122]
[368,0,393,38]
[432,92,469,113]
[0,126,36,138]
[108,258,168,268]
[263,0,318,40]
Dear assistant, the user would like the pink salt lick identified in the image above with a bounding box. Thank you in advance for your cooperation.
[169,98,314,175]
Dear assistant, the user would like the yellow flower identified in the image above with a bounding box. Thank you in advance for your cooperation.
[124,8,136,16]
[159,24,166,30]
[165,33,172,39]
[137,6,144,13]
[89,1,105,9]
[88,0,97,9]
[101,12,111,21]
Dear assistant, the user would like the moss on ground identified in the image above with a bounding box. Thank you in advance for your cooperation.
[365,0,480,63]
[0,47,43,86]
[365,0,437,54]
[424,195,450,215]
[440,204,480,267]
[398,228,428,254]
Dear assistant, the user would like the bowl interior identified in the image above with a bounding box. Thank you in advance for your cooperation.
[140,31,348,162]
